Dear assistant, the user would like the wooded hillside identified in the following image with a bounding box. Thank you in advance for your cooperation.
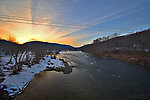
[80,29,150,67]
[81,29,150,52]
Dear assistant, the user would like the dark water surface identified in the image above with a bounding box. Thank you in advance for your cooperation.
[15,51,150,100]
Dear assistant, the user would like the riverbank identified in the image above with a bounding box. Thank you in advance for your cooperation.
[83,50,150,67]
[0,54,68,99]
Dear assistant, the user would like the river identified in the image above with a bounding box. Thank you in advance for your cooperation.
[14,51,150,100]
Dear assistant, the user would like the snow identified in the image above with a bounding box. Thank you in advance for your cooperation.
[0,55,12,65]
[144,49,149,52]
[112,74,121,78]
[0,55,66,97]
[58,51,66,54]
[0,56,14,76]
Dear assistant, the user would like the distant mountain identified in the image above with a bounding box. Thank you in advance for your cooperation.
[23,41,75,51]
[0,40,75,51]
[0,39,17,45]
[0,39,18,50]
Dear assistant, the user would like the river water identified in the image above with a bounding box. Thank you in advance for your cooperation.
[15,51,150,100]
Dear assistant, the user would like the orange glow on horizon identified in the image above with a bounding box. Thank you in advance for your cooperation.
[0,0,81,47]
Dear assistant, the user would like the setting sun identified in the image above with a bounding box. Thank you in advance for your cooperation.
[18,40,24,44]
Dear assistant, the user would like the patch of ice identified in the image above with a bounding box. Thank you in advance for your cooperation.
[0,84,3,89]
[144,49,149,52]
[90,61,96,65]
[59,51,65,54]
[97,69,101,72]
[90,62,94,64]
[112,74,121,78]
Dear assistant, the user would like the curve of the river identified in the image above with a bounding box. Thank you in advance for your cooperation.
[14,51,150,100]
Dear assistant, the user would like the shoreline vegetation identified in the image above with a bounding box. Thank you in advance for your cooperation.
[80,29,150,67]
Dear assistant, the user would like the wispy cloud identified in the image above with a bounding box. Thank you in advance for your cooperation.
[58,1,148,39]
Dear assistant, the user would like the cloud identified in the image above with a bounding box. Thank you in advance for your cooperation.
[29,38,37,41]
[58,1,149,39]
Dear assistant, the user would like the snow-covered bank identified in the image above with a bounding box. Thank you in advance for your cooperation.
[0,55,65,97]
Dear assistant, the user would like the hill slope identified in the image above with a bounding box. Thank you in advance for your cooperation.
[80,29,150,67]
[23,41,74,51]
[0,40,74,51]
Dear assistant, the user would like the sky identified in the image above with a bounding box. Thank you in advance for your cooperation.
[0,0,150,47]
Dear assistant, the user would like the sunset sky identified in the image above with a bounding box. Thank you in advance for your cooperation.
[0,0,150,47]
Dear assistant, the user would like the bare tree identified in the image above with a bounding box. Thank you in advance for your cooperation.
[7,44,27,70]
